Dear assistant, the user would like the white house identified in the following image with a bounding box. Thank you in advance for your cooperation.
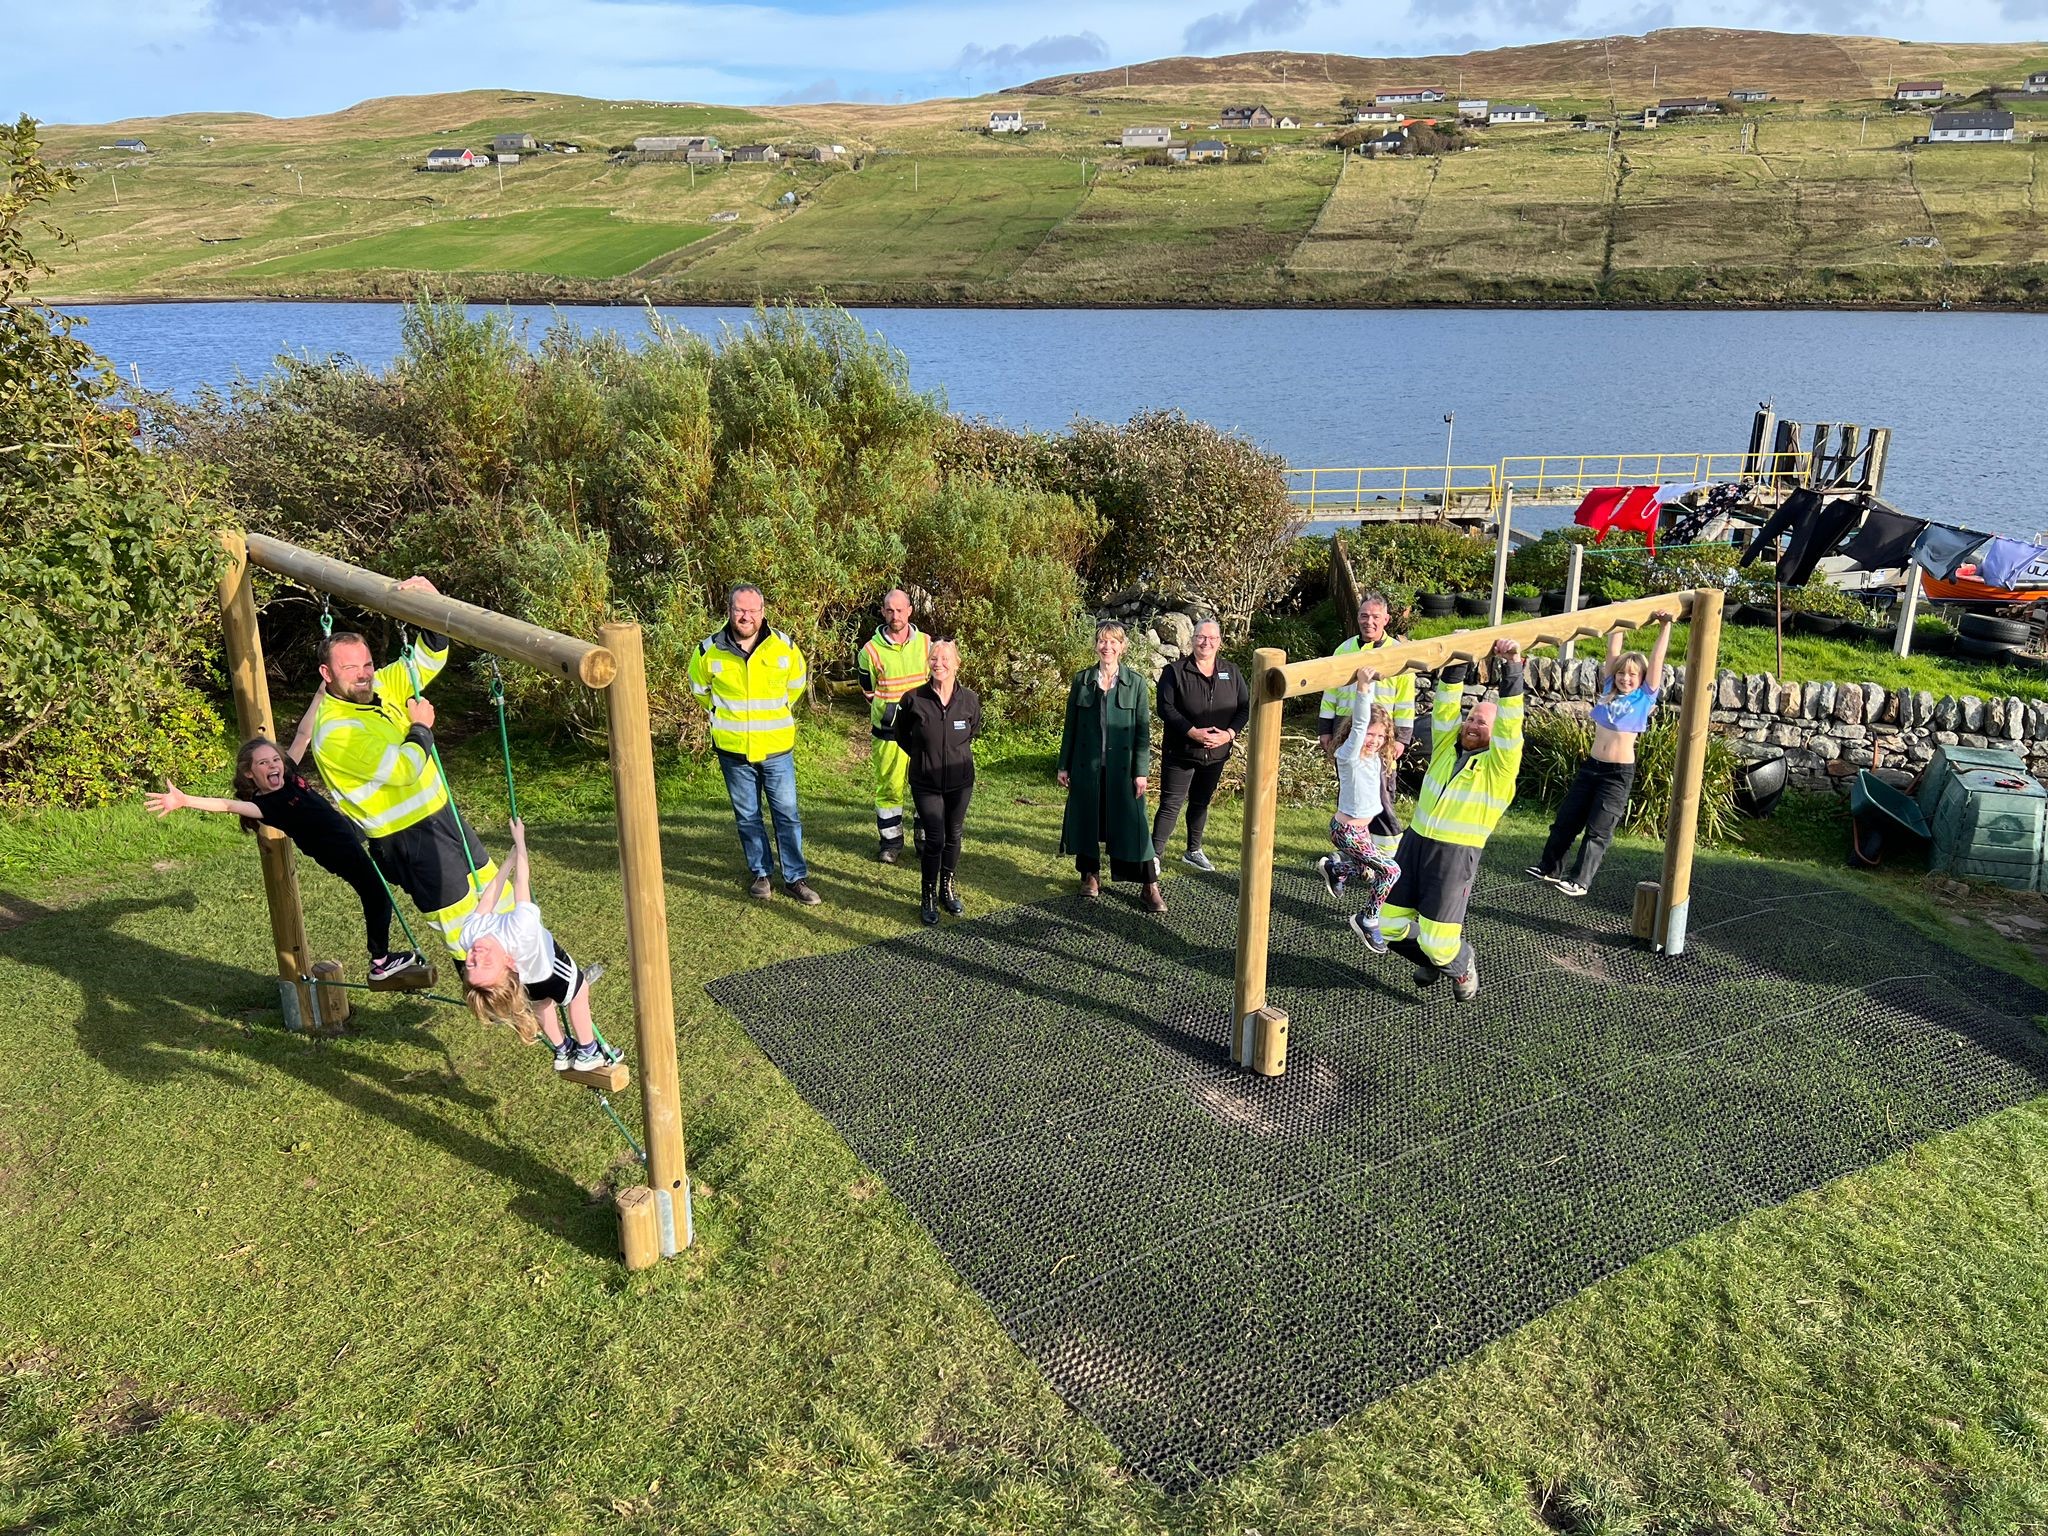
[1894,81,1946,101]
[1121,125,1171,148]
[988,110,1025,132]
[107,138,149,152]
[1352,108,1402,124]
[1929,110,2015,143]
[1489,105,1547,125]
[424,147,476,170]
[1376,87,1444,104]
[2026,72,2048,94]
[1275,115,1299,129]
[1457,99,1489,120]
[1730,88,1772,103]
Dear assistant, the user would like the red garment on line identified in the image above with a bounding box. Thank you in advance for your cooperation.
[1572,486,1662,552]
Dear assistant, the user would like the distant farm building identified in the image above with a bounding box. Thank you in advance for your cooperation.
[1489,105,1547,125]
[988,110,1025,132]
[1929,110,2016,143]
[493,133,537,153]
[1457,99,1489,120]
[634,135,718,158]
[1166,143,1190,163]
[809,144,845,161]
[1219,105,1275,128]
[1122,125,1171,148]
[1188,139,1229,162]
[1658,98,1719,116]
[685,145,726,166]
[494,152,520,166]
[1894,81,1946,101]
[107,138,149,152]
[1375,87,1444,104]
[1352,107,1402,124]
[423,147,476,170]
[1730,88,1772,103]
[732,144,782,163]
[2027,72,2048,94]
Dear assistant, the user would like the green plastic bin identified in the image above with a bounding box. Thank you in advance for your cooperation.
[1929,767,2048,891]
[1916,744,2030,821]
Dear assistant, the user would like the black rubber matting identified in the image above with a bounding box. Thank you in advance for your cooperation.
[707,838,2048,1490]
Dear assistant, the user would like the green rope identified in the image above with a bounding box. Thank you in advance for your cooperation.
[592,1093,647,1164]
[488,658,519,824]
[1575,539,1742,559]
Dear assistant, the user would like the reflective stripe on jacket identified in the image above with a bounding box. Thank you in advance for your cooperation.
[309,637,451,837]
[856,627,930,732]
[1410,662,1525,848]
[688,625,807,761]
[1318,635,1417,738]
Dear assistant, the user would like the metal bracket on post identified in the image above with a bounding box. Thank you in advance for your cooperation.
[653,1187,692,1257]
[278,978,306,1032]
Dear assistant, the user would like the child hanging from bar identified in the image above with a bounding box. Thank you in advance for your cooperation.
[459,818,621,1075]
[146,723,431,989]
[1317,690,1403,953]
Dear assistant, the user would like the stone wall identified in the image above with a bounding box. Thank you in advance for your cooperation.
[1517,655,2048,794]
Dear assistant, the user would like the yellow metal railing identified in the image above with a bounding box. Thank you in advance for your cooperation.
[1284,464,1501,517]
[1498,450,1813,501]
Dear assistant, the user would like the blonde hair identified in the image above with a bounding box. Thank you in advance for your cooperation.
[1615,650,1652,689]
[467,969,539,1045]
[1361,703,1398,774]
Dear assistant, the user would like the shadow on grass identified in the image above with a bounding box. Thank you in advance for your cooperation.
[0,891,614,1260]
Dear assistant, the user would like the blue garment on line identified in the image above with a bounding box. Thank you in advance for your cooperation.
[1975,537,2048,591]
[1908,524,1989,580]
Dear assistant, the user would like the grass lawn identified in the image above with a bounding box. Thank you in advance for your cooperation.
[243,206,718,280]
[6,698,2048,1530]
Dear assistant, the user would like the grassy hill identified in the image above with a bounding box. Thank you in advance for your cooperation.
[26,29,2048,308]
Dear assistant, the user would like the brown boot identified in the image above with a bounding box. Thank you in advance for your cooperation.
[1080,872,1101,899]
[1141,881,1167,914]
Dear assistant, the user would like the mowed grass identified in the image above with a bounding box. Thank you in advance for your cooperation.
[8,698,2048,1531]
[244,205,716,280]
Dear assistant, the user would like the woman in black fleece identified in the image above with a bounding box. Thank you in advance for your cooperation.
[891,639,983,925]
[1150,618,1250,871]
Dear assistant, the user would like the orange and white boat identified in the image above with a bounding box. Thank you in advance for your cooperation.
[1921,554,2048,605]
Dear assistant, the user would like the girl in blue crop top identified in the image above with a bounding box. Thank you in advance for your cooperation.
[1529,611,1675,896]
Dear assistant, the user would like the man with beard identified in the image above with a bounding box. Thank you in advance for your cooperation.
[307,575,513,959]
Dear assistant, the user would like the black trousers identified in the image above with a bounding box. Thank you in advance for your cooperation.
[1538,758,1636,888]
[302,837,395,962]
[1151,757,1228,859]
[911,782,973,882]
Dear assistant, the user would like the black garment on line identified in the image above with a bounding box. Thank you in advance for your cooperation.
[912,783,973,881]
[1839,508,1930,573]
[1779,495,1867,587]
[1739,487,1818,567]
[252,766,394,960]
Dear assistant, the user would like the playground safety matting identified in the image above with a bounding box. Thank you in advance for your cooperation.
[707,839,2048,1490]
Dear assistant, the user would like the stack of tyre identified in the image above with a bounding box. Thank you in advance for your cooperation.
[1955,610,2034,664]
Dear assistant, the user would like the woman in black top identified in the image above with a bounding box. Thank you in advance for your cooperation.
[1151,618,1250,872]
[146,736,425,984]
[891,639,983,926]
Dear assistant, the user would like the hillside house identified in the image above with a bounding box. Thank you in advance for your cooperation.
[732,144,782,163]
[809,144,845,161]
[1929,110,2016,143]
[1730,88,1772,103]
[1488,105,1547,125]
[423,147,476,170]
[1376,87,1444,104]
[107,138,148,152]
[1352,107,1401,124]
[493,132,537,153]
[2027,72,2048,93]
[1166,143,1190,163]
[1122,125,1171,148]
[494,152,521,165]
[1457,99,1489,120]
[1275,115,1299,129]
[1188,139,1228,162]
[634,135,715,156]
[1894,81,1946,101]
[1659,98,1719,116]
[988,110,1025,132]
[685,145,726,166]
[1219,105,1274,128]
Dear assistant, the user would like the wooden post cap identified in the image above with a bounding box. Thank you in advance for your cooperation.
[1246,1006,1289,1078]
[1631,881,1661,944]
[617,1186,660,1271]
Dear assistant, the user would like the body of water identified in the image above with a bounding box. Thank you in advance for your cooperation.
[64,301,2048,539]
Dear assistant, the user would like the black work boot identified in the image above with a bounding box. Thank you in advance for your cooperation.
[920,876,939,926]
[938,871,964,917]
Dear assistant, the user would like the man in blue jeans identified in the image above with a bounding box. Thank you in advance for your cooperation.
[687,585,821,905]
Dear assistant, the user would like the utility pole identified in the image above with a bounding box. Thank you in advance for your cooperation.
[497,159,504,193]
[1860,115,1868,145]
[914,162,919,193]
[110,173,118,206]
[1441,411,1456,520]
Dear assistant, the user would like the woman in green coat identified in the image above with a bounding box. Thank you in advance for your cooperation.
[1058,621,1167,913]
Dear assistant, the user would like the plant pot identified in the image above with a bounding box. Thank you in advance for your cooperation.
[1418,592,1455,617]
[1505,594,1543,615]
[1732,602,1774,627]
[1793,611,1848,636]
[1734,753,1788,819]
[1454,593,1490,617]
[1540,589,1566,615]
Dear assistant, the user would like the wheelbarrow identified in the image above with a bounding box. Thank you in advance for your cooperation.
[1849,768,1929,869]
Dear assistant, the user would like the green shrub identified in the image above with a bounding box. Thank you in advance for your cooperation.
[0,672,224,812]
[1521,711,1595,807]
[1784,577,1866,619]
[1344,523,1494,594]
[1246,613,1329,663]
[1505,528,1592,591]
[1521,707,1735,844]
[1507,582,1539,600]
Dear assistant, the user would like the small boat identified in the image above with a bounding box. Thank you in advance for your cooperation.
[1920,549,2048,606]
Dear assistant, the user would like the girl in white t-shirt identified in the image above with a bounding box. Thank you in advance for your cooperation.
[1316,692,1402,954]
[460,819,618,1074]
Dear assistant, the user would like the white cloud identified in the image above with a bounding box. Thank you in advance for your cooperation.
[955,31,1110,77]
[1183,0,1321,54]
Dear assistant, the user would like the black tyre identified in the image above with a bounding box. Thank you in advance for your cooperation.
[1954,633,2019,662]
[1958,612,2032,646]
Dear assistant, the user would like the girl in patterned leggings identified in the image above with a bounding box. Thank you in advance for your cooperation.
[1317,695,1402,953]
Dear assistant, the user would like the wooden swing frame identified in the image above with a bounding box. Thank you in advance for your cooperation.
[217,530,688,1269]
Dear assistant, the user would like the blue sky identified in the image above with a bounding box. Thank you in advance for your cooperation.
[7,0,2040,124]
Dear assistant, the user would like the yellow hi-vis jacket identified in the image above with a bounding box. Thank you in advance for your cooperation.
[1317,634,1417,740]
[1411,661,1525,848]
[689,625,807,761]
[856,626,929,733]
[309,635,451,838]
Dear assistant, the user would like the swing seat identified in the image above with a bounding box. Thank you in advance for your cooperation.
[367,959,439,993]
[562,1062,632,1092]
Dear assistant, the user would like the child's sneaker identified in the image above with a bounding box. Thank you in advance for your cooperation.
[368,950,425,983]
[570,1040,606,1072]
[1557,881,1589,898]
[1317,856,1344,898]
[1347,912,1388,955]
[1525,865,1558,884]
[551,1037,574,1072]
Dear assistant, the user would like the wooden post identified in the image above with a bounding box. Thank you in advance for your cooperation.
[1488,487,1514,626]
[1655,587,1723,956]
[1230,647,1288,1064]
[617,1185,660,1271]
[218,531,319,1030]
[1560,542,1585,660]
[1630,881,1660,942]
[603,622,691,1257]
[311,961,351,1032]
[1892,567,1921,659]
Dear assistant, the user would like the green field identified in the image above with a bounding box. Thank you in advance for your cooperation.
[247,206,717,279]
[8,700,2048,1532]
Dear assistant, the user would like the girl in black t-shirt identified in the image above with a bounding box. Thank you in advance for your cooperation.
[147,737,425,984]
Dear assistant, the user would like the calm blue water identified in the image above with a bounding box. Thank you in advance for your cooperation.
[66,301,2048,537]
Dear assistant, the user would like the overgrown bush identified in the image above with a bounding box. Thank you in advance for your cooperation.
[1344,523,1494,594]
[1784,576,1865,619]
[1521,707,1735,843]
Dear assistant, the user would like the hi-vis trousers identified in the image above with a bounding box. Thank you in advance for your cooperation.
[1376,829,1481,980]
[871,730,911,854]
